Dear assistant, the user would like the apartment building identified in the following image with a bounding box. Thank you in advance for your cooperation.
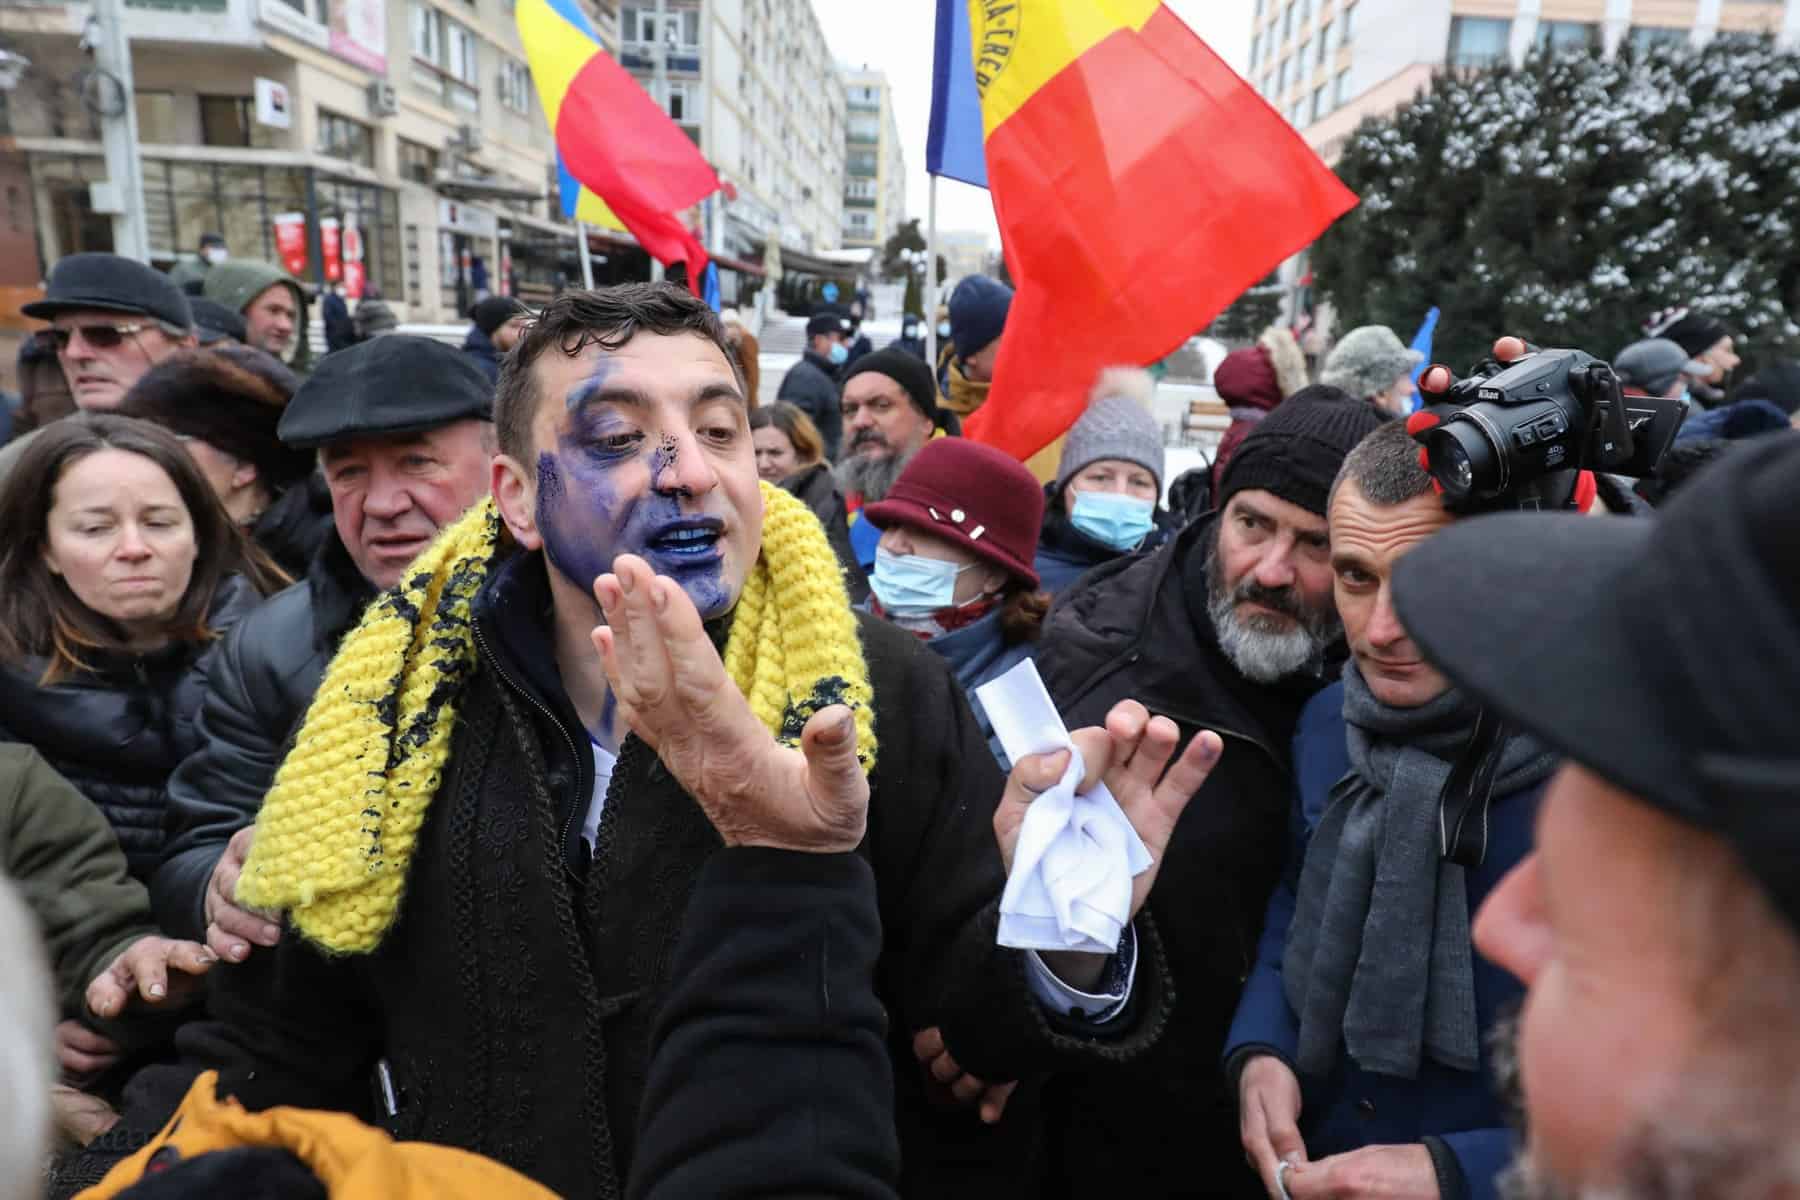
[617,0,845,264]
[839,65,904,250]
[1248,0,1800,163]
[0,0,631,319]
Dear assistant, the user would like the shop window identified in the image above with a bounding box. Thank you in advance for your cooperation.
[1535,21,1600,53]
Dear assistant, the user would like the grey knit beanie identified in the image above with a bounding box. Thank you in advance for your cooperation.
[1056,371,1165,492]
[1319,325,1422,401]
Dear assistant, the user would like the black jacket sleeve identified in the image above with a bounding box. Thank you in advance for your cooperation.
[628,848,897,1200]
[152,616,291,940]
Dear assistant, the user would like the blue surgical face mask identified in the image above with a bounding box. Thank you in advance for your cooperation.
[937,320,952,339]
[828,342,850,365]
[870,547,974,618]
[1069,490,1156,551]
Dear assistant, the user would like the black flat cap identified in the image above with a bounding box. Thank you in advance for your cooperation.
[23,253,194,328]
[1392,434,1800,931]
[279,334,494,448]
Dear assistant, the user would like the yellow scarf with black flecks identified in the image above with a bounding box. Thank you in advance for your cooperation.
[237,482,876,954]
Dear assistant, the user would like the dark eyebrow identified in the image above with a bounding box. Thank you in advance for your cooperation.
[567,382,650,412]
[694,382,746,408]
[1330,548,1372,572]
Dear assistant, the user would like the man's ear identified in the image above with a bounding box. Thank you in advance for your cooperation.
[492,454,544,551]
[231,460,259,492]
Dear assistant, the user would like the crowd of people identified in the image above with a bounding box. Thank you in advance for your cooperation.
[0,234,1795,1200]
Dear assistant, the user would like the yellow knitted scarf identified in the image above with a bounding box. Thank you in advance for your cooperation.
[237,482,876,954]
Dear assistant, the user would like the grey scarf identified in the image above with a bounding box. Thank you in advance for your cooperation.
[1282,664,1557,1080]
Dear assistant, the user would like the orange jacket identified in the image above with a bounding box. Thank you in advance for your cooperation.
[78,1072,557,1200]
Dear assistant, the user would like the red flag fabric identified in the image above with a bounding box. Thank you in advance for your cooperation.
[963,3,1358,462]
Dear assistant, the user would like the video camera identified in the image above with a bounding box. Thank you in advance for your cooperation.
[1411,345,1689,513]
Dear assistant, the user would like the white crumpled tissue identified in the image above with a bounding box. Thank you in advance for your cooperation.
[974,659,1153,955]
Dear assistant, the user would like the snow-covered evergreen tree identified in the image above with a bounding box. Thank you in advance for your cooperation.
[1313,36,1800,374]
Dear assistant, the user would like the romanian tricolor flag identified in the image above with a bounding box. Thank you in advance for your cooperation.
[516,0,721,291]
[960,0,1359,463]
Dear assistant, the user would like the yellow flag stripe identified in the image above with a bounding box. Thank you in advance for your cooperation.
[969,0,1161,136]
[515,0,596,130]
[574,186,627,232]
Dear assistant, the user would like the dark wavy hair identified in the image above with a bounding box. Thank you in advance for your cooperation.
[494,282,745,473]
[0,413,287,683]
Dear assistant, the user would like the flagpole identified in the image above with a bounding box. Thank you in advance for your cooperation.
[925,173,939,367]
[576,220,596,289]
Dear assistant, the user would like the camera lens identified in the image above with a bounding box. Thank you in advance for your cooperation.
[1424,420,1500,503]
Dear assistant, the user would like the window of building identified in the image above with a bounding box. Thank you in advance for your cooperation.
[1629,25,1687,53]
[1318,19,1333,65]
[411,4,480,113]
[1312,82,1329,123]
[318,109,374,167]
[500,57,531,113]
[1334,67,1351,106]
[1298,0,1310,27]
[399,137,440,183]
[1298,37,1311,72]
[1281,3,1293,40]
[1535,21,1600,53]
[133,91,180,144]
[200,95,250,147]
[1249,30,1260,68]
[1341,3,1355,43]
[622,6,699,46]
[1448,17,1511,68]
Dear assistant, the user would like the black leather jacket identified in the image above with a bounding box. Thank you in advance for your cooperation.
[151,535,375,937]
[0,575,262,881]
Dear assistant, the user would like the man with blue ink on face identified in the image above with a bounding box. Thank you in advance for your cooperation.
[79,284,1223,1199]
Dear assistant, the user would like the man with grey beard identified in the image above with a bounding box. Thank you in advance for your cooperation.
[1033,386,1388,1198]
[837,348,945,578]
[1389,435,1800,1200]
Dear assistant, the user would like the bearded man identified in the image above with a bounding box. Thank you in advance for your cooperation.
[1034,386,1390,1198]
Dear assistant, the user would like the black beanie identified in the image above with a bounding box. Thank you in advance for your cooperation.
[1660,313,1732,359]
[843,347,938,420]
[1217,384,1390,517]
[470,295,527,337]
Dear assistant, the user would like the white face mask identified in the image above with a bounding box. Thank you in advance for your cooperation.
[202,246,228,265]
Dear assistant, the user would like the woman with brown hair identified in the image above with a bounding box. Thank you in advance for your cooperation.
[0,413,283,880]
[750,401,868,602]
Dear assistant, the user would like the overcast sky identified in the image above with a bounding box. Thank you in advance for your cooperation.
[811,1,1255,249]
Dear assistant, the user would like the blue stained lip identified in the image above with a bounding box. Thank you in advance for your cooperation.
[645,516,726,562]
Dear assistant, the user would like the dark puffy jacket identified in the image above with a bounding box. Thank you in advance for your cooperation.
[249,473,335,582]
[779,462,868,603]
[1033,513,1332,1199]
[152,535,375,938]
[1034,483,1176,596]
[0,576,262,881]
[1224,682,1538,1200]
[776,350,844,459]
[461,324,504,384]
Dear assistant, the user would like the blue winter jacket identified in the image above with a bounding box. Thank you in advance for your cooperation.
[1224,681,1541,1200]
[462,324,503,384]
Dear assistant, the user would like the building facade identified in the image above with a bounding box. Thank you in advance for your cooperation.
[0,0,629,321]
[1249,0,1800,163]
[617,0,845,266]
[838,65,903,250]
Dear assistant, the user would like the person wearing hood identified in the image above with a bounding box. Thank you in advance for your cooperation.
[167,233,229,295]
[1211,325,1309,498]
[938,274,1010,424]
[1319,325,1423,418]
[187,299,248,347]
[1647,307,1739,407]
[865,437,1049,764]
[1036,367,1175,595]
[202,260,308,371]
[463,296,530,384]
[116,344,333,578]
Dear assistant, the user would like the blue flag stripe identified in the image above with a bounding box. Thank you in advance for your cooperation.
[927,0,989,189]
